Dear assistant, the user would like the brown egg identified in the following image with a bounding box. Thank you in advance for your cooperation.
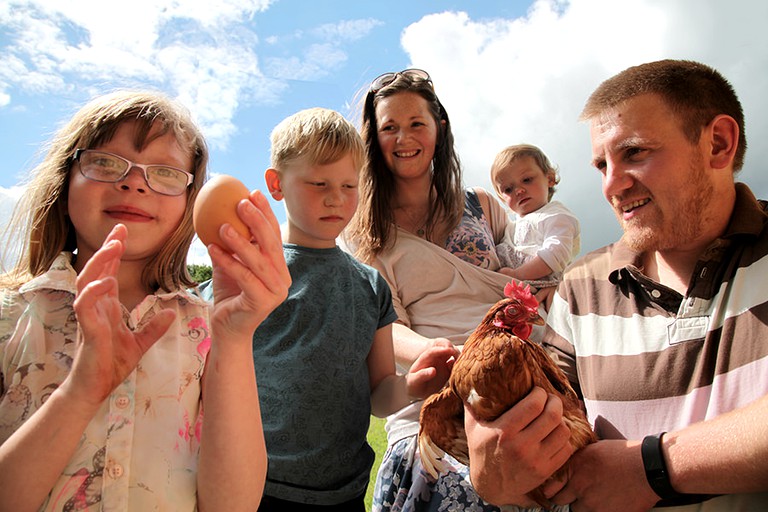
[193,174,251,250]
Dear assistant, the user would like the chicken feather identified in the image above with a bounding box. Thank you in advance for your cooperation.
[418,281,597,509]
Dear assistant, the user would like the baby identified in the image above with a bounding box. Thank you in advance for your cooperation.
[491,143,580,290]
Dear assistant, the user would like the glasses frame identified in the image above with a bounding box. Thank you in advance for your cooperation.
[369,68,432,93]
[73,148,193,196]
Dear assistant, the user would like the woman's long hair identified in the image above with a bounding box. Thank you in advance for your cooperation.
[0,90,208,291]
[346,73,464,263]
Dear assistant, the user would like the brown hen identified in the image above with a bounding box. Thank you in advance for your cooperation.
[418,281,596,508]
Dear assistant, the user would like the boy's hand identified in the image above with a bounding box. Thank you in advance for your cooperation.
[405,340,459,399]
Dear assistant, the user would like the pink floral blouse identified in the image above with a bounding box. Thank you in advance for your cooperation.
[0,253,212,511]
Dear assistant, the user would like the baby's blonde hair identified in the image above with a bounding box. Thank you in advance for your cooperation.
[490,144,560,201]
[270,107,364,172]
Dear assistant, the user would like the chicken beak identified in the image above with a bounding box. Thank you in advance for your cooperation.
[532,314,545,326]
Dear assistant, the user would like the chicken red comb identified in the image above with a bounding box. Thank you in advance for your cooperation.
[504,281,539,310]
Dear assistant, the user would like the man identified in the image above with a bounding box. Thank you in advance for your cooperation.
[464,59,768,511]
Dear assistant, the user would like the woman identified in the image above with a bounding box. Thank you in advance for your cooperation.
[346,69,527,511]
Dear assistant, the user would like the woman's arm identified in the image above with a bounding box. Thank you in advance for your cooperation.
[391,322,441,368]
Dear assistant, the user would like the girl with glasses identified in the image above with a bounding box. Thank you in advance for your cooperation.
[345,70,539,512]
[0,90,290,511]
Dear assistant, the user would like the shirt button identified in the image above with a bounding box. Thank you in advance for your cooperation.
[115,395,131,409]
[650,289,661,298]
[108,462,124,479]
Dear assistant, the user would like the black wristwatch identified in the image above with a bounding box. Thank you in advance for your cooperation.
[640,432,715,507]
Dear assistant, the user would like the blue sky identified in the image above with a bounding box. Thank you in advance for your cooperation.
[2,0,767,265]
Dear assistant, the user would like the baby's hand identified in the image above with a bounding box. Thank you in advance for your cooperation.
[405,343,458,399]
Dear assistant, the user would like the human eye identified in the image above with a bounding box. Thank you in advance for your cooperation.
[625,146,649,161]
[593,158,607,174]
[87,153,125,177]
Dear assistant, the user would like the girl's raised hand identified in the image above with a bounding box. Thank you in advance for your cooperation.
[66,224,176,408]
[206,190,291,339]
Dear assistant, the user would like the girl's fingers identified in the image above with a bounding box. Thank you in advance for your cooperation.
[240,195,289,271]
[74,277,117,312]
[75,225,127,292]
[210,237,285,302]
[249,189,282,238]
[229,201,291,288]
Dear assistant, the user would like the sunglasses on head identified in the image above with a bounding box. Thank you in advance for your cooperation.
[369,68,432,92]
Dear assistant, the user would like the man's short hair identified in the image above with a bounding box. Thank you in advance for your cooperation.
[581,59,746,171]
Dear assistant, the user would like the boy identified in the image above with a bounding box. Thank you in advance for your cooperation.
[254,108,455,511]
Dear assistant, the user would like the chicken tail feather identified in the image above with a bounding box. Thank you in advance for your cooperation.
[419,433,448,479]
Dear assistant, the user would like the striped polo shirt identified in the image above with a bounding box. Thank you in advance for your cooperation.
[543,182,768,442]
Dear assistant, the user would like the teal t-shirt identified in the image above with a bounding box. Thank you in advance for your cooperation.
[204,244,397,505]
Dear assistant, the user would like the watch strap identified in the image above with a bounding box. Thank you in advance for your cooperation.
[640,432,716,507]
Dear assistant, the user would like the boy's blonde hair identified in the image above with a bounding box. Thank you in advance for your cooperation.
[490,144,560,201]
[0,90,208,290]
[270,107,364,172]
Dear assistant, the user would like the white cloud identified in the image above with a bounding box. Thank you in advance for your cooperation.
[264,18,382,81]
[400,0,768,254]
[1,1,382,157]
[0,186,24,268]
[0,0,286,151]
[311,18,384,42]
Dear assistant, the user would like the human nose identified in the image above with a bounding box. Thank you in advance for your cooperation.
[116,166,149,193]
[396,126,413,142]
[601,160,633,198]
[324,187,343,207]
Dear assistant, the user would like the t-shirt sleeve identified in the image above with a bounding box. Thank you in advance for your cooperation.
[375,272,399,328]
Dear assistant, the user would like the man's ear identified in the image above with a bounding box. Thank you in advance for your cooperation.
[264,168,283,200]
[706,114,739,171]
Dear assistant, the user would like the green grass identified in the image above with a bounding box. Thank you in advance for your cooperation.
[365,416,388,511]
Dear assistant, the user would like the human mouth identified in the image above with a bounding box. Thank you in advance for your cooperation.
[617,198,650,214]
[105,205,154,222]
[394,149,419,158]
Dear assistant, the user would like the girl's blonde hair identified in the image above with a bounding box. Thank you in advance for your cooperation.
[0,90,209,291]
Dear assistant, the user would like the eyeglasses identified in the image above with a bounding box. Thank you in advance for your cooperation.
[73,149,194,196]
[369,68,432,92]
